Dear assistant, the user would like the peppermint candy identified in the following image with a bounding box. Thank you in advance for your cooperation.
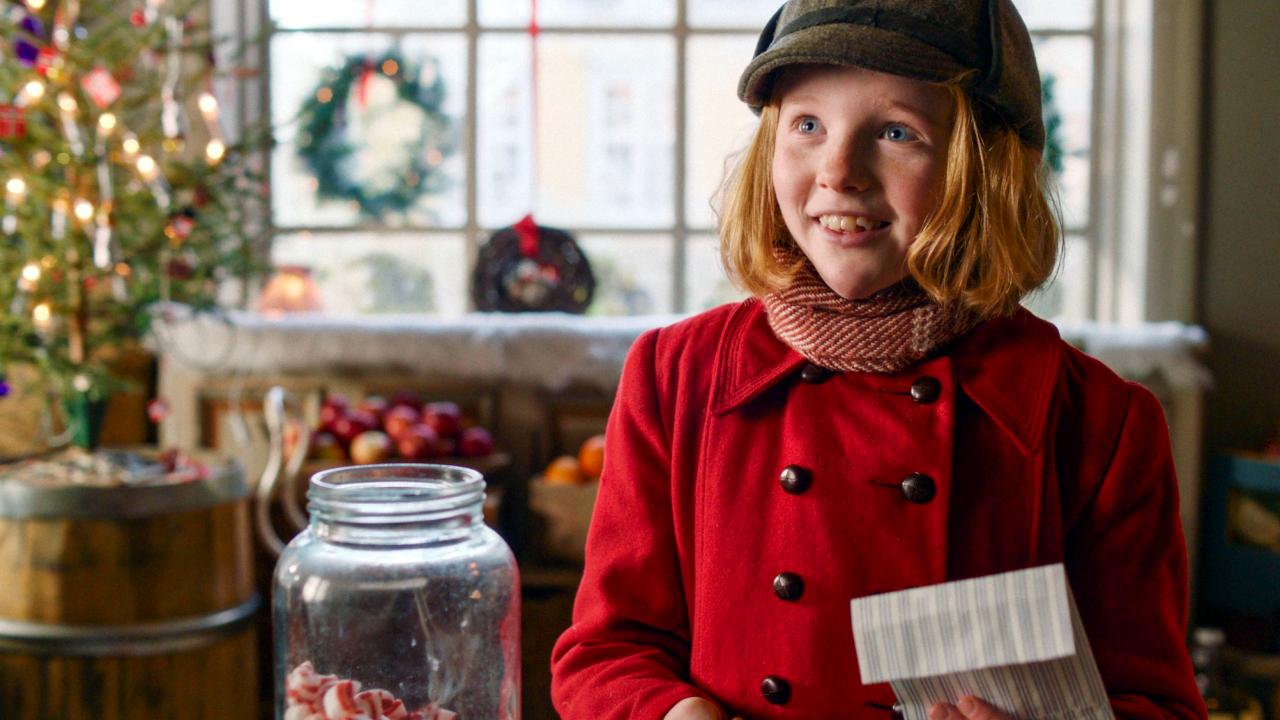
[284,662,457,720]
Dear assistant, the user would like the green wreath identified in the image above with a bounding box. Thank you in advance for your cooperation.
[295,51,457,219]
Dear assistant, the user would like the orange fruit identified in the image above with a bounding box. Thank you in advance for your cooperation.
[544,455,584,485]
[578,434,606,479]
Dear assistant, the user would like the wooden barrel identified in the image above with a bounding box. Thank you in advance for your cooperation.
[0,459,258,719]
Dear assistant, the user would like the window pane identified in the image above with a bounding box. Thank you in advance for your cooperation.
[1034,35,1093,229]
[1012,0,1094,31]
[272,232,468,315]
[270,33,467,228]
[686,34,761,229]
[1024,233,1090,321]
[579,235,674,315]
[688,0,781,29]
[479,0,675,28]
[478,35,674,228]
[686,234,748,312]
[270,0,466,29]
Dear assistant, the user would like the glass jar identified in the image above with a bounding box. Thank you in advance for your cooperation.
[273,464,519,720]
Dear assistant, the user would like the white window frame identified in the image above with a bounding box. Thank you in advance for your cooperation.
[209,0,1203,324]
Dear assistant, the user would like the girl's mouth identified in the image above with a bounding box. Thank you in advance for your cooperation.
[816,214,889,232]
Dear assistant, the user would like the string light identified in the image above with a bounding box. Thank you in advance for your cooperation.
[56,92,78,113]
[19,262,40,291]
[135,154,158,181]
[205,139,226,163]
[26,0,46,11]
[19,80,45,105]
[98,113,117,132]
[73,198,94,223]
[6,177,26,200]
[32,302,53,335]
[197,92,219,116]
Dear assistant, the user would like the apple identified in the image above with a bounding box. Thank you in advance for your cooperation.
[311,430,346,461]
[459,427,495,457]
[383,405,420,440]
[349,430,392,465]
[331,410,377,445]
[396,424,439,461]
[421,401,462,440]
[357,396,389,427]
[319,394,350,431]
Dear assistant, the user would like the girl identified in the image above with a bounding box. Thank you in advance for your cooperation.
[551,1,1205,718]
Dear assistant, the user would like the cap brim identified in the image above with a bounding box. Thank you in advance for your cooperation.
[738,23,970,108]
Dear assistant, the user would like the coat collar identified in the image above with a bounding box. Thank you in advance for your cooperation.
[709,300,1063,454]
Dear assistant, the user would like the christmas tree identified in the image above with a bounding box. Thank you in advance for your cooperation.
[0,0,262,448]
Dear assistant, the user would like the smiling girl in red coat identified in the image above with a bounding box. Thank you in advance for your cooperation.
[551,2,1205,719]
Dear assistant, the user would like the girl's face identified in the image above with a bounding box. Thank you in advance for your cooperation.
[772,65,954,300]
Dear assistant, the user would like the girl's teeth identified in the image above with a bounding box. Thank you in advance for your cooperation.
[820,215,884,232]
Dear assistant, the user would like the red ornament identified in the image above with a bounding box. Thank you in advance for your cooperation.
[35,47,58,76]
[81,67,122,109]
[0,105,27,139]
[130,9,147,27]
[147,397,171,423]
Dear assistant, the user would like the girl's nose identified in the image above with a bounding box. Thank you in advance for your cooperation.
[816,137,872,192]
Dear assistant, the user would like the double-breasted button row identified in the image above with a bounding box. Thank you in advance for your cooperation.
[799,362,836,384]
[761,675,791,705]
[909,376,942,403]
[772,572,804,601]
[900,472,936,504]
[873,472,937,504]
[779,464,812,494]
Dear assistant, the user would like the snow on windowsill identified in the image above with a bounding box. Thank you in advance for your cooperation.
[152,308,1210,392]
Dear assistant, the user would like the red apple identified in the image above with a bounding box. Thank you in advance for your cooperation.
[396,424,439,461]
[421,401,462,441]
[331,410,377,445]
[319,394,350,430]
[383,405,420,440]
[459,427,495,457]
[311,431,346,461]
[357,396,389,427]
[349,430,392,465]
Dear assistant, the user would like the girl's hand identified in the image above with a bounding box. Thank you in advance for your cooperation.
[663,696,743,720]
[929,696,1014,720]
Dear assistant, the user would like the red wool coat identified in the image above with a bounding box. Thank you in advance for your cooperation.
[550,299,1206,720]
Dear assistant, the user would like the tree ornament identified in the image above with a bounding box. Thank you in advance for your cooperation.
[295,50,457,219]
[164,208,196,243]
[81,66,122,109]
[35,46,59,76]
[0,105,27,139]
[0,375,9,398]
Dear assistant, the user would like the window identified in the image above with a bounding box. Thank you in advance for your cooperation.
[214,0,1193,323]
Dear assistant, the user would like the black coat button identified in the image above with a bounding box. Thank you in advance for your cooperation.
[799,362,835,384]
[779,465,812,495]
[909,376,942,403]
[773,572,805,601]
[901,472,936,504]
[761,675,791,705]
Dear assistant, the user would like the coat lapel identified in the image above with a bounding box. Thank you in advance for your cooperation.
[709,300,1063,454]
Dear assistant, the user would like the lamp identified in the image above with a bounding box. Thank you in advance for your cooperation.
[257,265,323,315]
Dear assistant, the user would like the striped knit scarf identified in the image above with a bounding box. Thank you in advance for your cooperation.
[762,252,980,374]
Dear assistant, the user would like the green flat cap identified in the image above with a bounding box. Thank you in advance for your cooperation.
[739,0,1045,149]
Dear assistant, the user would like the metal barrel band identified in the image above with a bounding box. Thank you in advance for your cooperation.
[0,593,260,657]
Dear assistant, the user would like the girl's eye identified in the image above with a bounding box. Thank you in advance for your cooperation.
[882,124,917,142]
[797,117,820,134]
